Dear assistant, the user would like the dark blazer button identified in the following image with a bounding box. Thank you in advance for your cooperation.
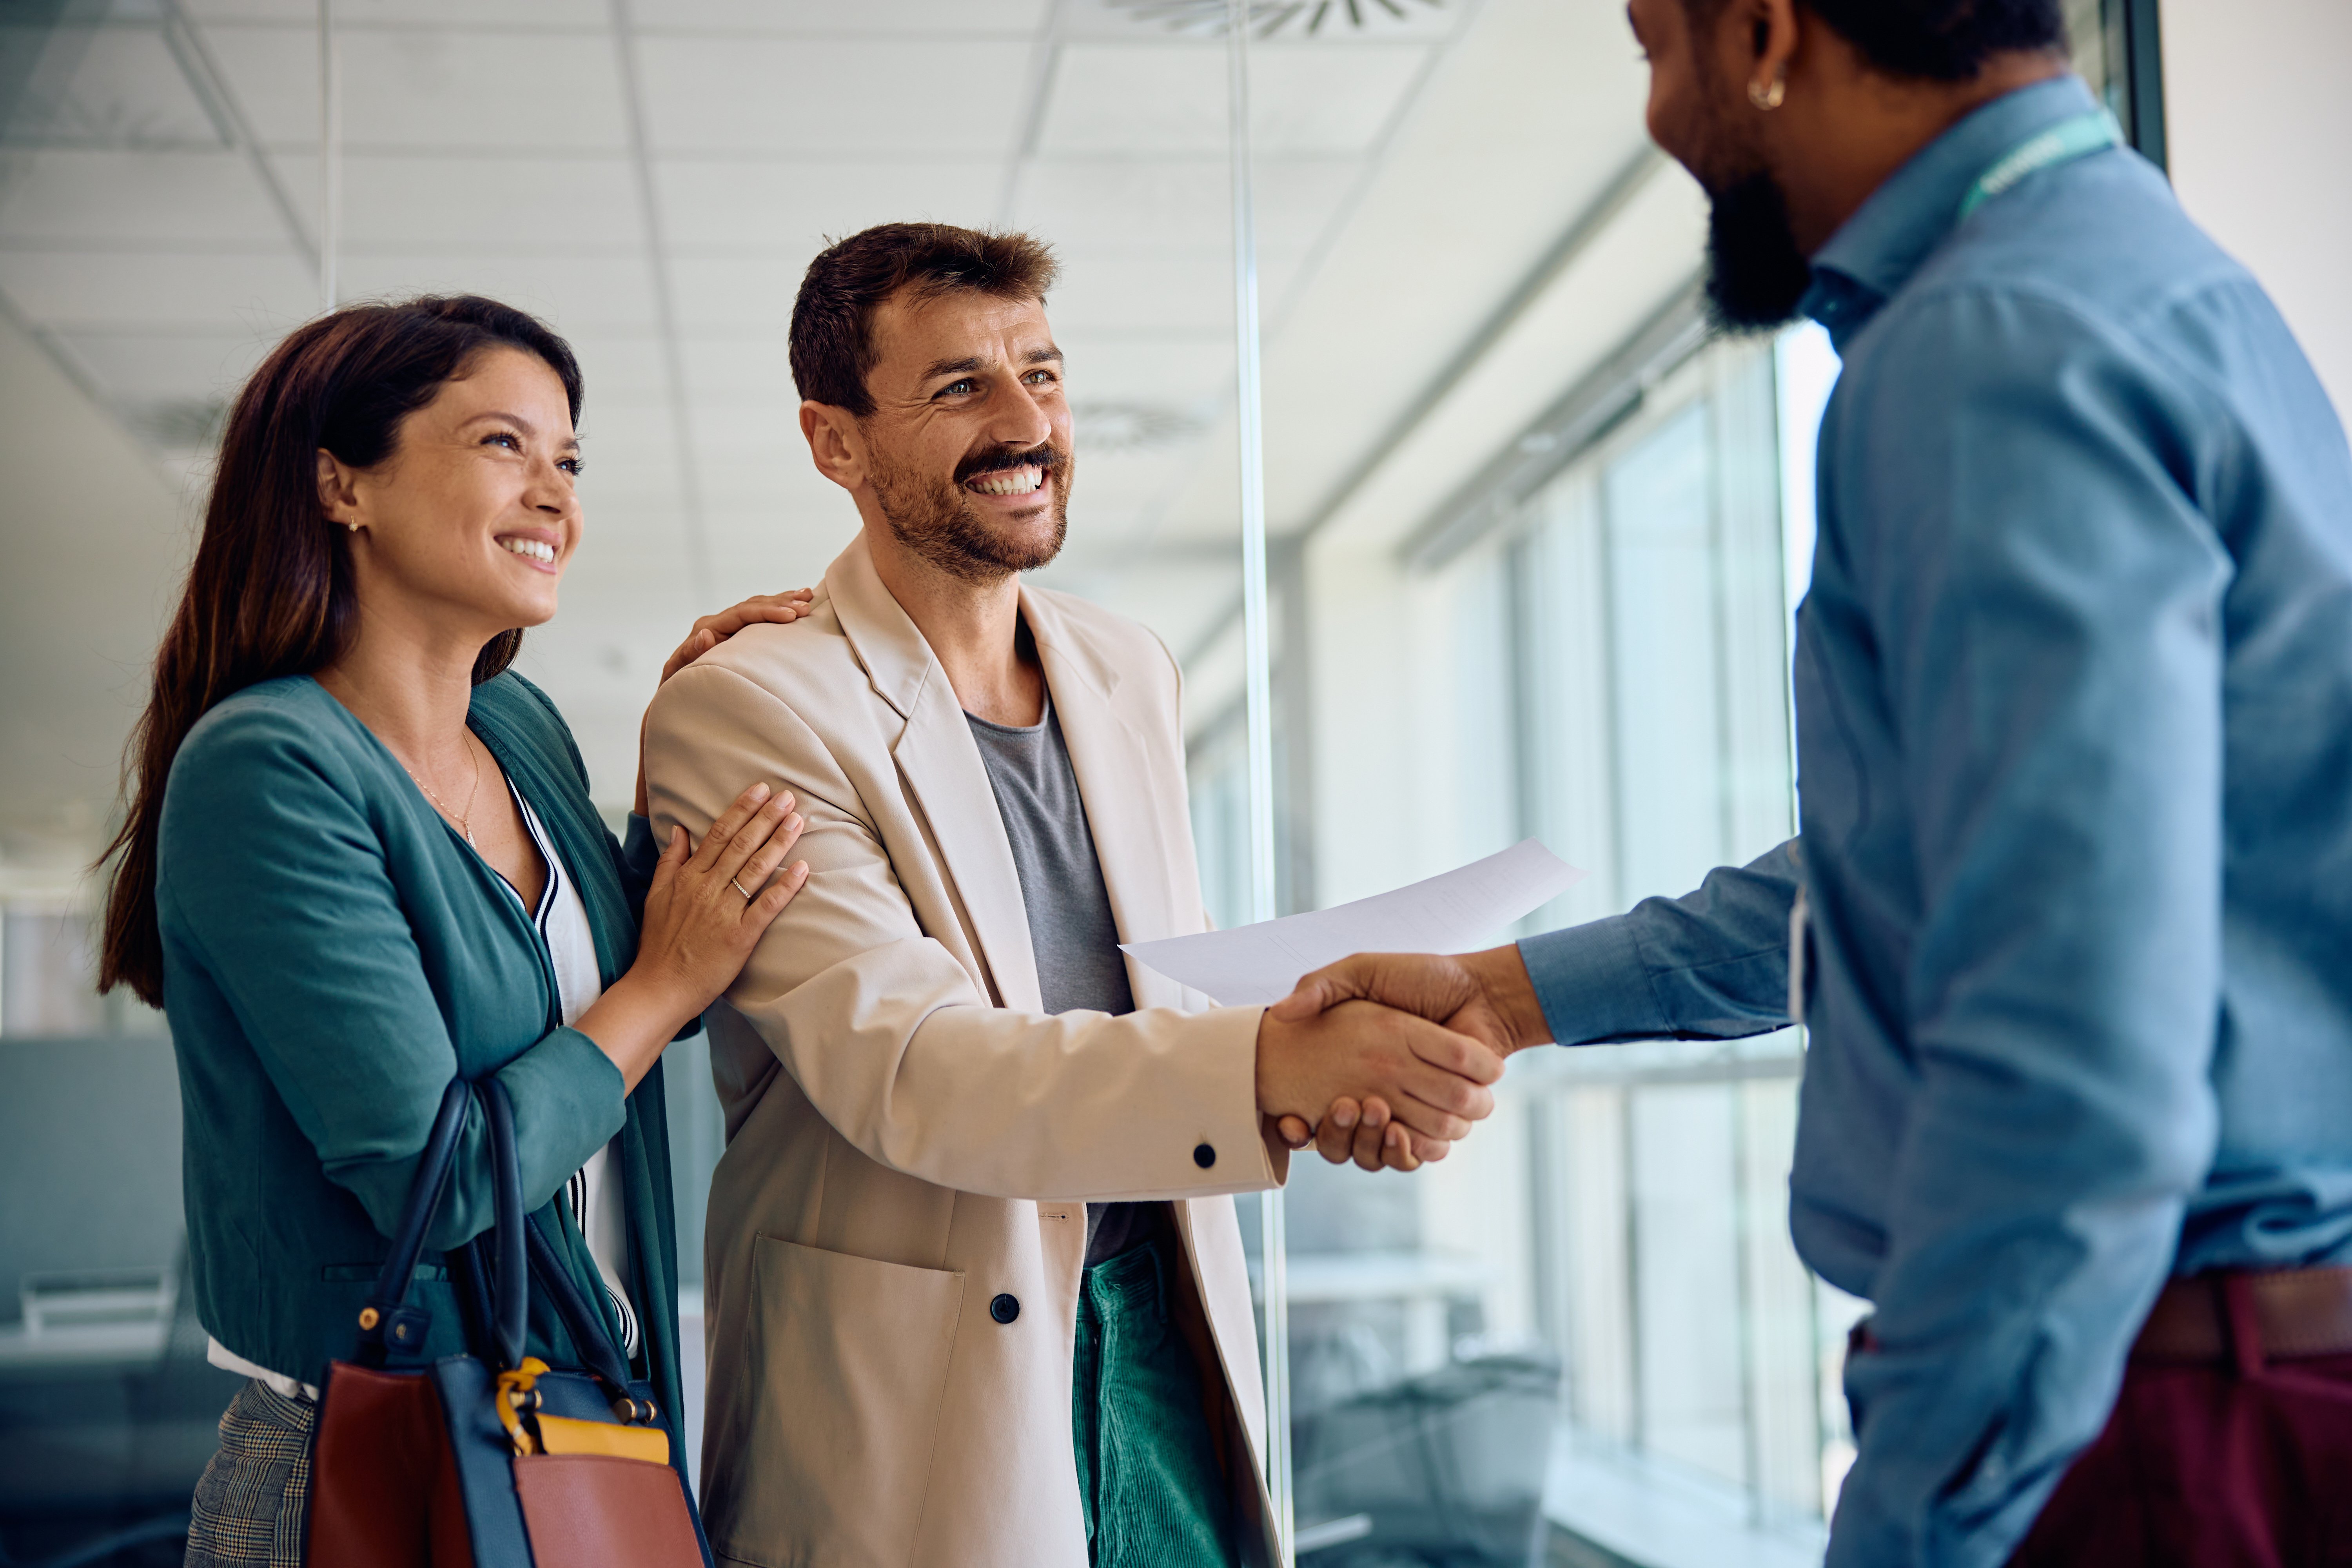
[1193,1143,1216,1169]
[990,1293,1020,1324]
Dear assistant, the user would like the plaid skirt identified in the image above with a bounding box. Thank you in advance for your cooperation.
[185,1379,314,1568]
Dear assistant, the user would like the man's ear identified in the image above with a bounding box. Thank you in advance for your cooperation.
[1748,0,1800,102]
[316,448,363,530]
[800,401,867,495]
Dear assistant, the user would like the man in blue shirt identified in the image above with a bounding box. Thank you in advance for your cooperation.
[1272,0,2352,1563]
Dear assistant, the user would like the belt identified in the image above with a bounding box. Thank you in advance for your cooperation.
[2133,1266,2352,1368]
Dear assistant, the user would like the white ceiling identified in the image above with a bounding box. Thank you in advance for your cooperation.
[0,0,1702,839]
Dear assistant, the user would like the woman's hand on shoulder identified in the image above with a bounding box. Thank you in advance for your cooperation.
[634,589,814,818]
[661,589,815,684]
[634,782,807,1009]
[581,781,807,1089]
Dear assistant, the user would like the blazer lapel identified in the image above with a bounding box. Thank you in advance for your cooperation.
[828,536,1043,1013]
[1022,588,1195,1013]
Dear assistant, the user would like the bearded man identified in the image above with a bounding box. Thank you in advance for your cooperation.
[1267,2,2352,1566]
[642,223,1502,1568]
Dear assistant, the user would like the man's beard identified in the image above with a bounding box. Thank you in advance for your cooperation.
[1702,167,1815,333]
[867,437,1074,583]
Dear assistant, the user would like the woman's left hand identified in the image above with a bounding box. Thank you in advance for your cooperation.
[659,588,816,683]
[635,588,815,817]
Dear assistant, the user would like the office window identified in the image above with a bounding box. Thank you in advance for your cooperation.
[1261,328,1862,1563]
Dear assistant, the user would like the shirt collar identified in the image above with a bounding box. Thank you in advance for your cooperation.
[1800,74,2100,351]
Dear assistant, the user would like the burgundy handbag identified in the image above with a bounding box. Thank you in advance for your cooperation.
[303,1078,711,1567]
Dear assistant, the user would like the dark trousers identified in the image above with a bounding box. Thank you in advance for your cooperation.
[2009,1346,2352,1565]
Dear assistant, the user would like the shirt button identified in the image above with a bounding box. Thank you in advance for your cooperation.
[990,1293,1020,1325]
[1193,1143,1216,1169]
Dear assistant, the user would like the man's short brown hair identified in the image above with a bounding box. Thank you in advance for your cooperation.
[788,223,1060,418]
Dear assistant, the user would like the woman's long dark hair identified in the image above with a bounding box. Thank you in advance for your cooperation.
[98,295,584,1006]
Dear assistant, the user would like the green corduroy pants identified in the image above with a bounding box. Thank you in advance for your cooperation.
[1071,1230,1244,1568]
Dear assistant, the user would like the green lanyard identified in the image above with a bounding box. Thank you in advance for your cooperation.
[1957,108,2124,223]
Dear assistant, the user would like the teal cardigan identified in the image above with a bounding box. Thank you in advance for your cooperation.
[156,672,686,1428]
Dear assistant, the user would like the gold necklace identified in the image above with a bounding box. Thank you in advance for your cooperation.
[401,733,483,847]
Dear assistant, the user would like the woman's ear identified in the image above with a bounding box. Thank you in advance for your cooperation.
[316,448,363,531]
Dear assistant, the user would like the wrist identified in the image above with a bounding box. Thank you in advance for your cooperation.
[1467,944,1552,1052]
[608,964,693,1035]
[1252,1008,1301,1119]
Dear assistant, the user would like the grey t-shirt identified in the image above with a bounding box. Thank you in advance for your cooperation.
[965,686,1166,1267]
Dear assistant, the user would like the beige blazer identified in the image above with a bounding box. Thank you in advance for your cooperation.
[644,534,1287,1568]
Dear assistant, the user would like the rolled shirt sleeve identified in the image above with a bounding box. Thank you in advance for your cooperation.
[1822,290,2228,1566]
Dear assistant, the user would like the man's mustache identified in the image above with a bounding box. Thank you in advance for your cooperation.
[954,442,1066,485]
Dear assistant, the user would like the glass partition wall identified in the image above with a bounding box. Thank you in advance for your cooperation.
[1,0,2161,1563]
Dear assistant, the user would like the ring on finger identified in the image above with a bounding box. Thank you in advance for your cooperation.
[730,876,754,901]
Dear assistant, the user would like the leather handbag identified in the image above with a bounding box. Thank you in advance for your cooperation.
[304,1077,713,1568]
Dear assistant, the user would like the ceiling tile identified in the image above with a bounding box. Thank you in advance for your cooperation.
[664,254,802,330]
[1045,247,1232,335]
[634,38,1032,155]
[0,248,315,327]
[1060,0,1459,43]
[1036,40,1430,156]
[653,157,999,252]
[187,0,608,23]
[202,23,630,151]
[1034,43,1223,155]
[562,334,672,406]
[55,327,274,407]
[188,25,316,146]
[0,149,290,244]
[267,151,643,249]
[1,23,224,149]
[630,0,1047,34]
[333,252,657,331]
[676,334,795,402]
[1012,157,1230,250]
[1247,42,1436,151]
[1009,154,1355,255]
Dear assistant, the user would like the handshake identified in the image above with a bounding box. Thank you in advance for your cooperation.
[1252,944,1556,1174]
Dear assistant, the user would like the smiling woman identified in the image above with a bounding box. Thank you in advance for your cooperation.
[89,295,818,1565]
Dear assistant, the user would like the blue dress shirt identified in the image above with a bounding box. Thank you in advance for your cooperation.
[1517,75,2352,1568]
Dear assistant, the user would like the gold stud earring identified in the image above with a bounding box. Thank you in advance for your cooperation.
[345,522,359,533]
[1749,74,1786,111]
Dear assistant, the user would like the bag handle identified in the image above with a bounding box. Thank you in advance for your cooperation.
[355,1078,473,1367]
[480,1076,531,1372]
[525,1216,640,1409]
[478,1079,650,1417]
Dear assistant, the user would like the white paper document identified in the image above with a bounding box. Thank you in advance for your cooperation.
[1121,839,1586,1007]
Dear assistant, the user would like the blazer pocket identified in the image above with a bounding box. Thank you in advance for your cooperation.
[720,1236,965,1568]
